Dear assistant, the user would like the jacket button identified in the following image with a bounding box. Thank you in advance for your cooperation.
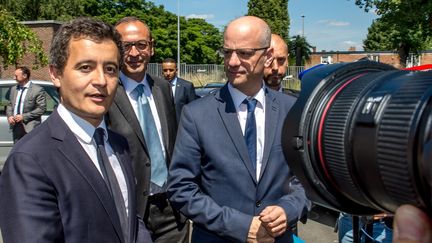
[256,201,261,207]
[145,163,150,167]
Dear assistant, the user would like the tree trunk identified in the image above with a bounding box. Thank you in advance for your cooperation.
[398,43,409,68]
[296,46,302,66]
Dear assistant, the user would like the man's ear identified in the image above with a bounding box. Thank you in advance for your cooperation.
[150,38,155,57]
[264,47,274,68]
[49,65,61,88]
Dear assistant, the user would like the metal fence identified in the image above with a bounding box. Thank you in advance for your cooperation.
[147,63,304,89]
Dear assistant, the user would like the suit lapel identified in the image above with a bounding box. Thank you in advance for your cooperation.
[259,90,279,179]
[108,131,136,243]
[174,80,183,103]
[147,75,170,155]
[217,86,257,183]
[48,111,125,242]
[113,84,147,149]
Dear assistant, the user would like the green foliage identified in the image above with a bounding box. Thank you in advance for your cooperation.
[289,35,313,66]
[247,0,290,41]
[355,0,432,67]
[1,0,223,64]
[0,8,48,69]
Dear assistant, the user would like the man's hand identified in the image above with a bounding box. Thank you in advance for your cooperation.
[14,114,23,123]
[259,206,287,238]
[7,116,16,125]
[393,204,431,243]
[247,216,275,243]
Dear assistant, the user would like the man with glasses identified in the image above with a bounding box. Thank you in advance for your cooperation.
[167,16,308,243]
[106,17,188,243]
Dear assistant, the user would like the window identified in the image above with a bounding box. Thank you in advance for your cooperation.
[321,55,333,64]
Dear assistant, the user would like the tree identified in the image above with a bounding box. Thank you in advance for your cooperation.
[1,0,223,64]
[354,0,432,67]
[289,35,313,66]
[0,8,48,71]
[247,0,290,41]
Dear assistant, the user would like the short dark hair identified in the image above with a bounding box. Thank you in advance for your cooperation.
[17,66,31,79]
[162,58,177,65]
[50,17,123,74]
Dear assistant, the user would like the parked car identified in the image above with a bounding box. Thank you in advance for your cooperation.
[195,82,226,98]
[0,80,59,173]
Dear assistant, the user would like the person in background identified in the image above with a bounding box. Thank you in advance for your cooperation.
[0,17,151,243]
[106,16,189,243]
[167,16,309,243]
[263,34,299,97]
[162,58,197,122]
[6,66,46,143]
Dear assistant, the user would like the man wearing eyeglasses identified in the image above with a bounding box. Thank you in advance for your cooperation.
[167,16,308,243]
[106,17,188,243]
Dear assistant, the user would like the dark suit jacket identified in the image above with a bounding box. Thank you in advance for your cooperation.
[106,74,177,217]
[6,82,47,132]
[0,110,145,243]
[173,78,197,122]
[167,85,308,243]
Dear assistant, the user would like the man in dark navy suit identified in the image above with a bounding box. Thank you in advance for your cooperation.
[167,16,308,243]
[162,58,197,122]
[0,17,150,243]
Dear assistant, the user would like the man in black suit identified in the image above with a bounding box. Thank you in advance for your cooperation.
[162,58,197,122]
[0,17,150,243]
[106,17,188,243]
[6,66,46,142]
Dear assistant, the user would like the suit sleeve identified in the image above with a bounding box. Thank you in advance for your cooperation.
[0,152,63,243]
[23,86,47,123]
[187,82,197,102]
[5,87,14,117]
[167,106,253,242]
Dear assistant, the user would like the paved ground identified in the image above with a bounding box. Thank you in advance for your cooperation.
[298,205,340,243]
[0,205,340,243]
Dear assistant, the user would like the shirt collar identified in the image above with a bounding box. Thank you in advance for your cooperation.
[120,72,150,96]
[170,77,178,86]
[228,81,266,110]
[57,104,107,144]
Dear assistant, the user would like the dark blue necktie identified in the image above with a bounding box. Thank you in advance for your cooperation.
[244,98,258,170]
[93,128,129,242]
[134,84,167,187]
[16,86,26,114]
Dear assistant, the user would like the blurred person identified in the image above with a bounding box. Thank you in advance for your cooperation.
[162,57,197,122]
[167,16,309,243]
[0,17,151,243]
[6,66,46,142]
[263,34,299,97]
[106,17,188,243]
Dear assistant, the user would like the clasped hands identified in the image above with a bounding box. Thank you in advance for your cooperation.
[7,115,24,125]
[247,206,287,243]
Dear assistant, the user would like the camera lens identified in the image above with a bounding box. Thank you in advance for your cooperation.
[282,60,432,215]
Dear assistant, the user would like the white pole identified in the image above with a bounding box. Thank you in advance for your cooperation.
[177,0,181,77]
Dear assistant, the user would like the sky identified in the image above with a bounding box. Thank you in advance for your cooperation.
[149,0,378,52]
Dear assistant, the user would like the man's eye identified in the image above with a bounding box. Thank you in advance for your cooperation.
[237,50,254,57]
[80,65,91,72]
[105,66,118,74]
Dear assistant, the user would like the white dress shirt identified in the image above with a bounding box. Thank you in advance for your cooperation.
[57,104,129,215]
[228,82,266,180]
[119,72,167,159]
[170,77,178,97]
[13,81,31,115]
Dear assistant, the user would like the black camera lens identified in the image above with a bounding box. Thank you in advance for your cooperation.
[282,60,432,215]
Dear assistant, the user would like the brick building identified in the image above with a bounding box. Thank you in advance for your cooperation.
[308,48,432,69]
[1,20,62,81]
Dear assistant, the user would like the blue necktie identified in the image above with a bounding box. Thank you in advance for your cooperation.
[244,98,257,170]
[16,86,26,114]
[134,84,167,187]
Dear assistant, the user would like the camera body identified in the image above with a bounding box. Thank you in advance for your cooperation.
[282,61,432,215]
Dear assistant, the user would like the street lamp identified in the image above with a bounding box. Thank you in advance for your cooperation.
[177,0,181,77]
[301,15,305,37]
